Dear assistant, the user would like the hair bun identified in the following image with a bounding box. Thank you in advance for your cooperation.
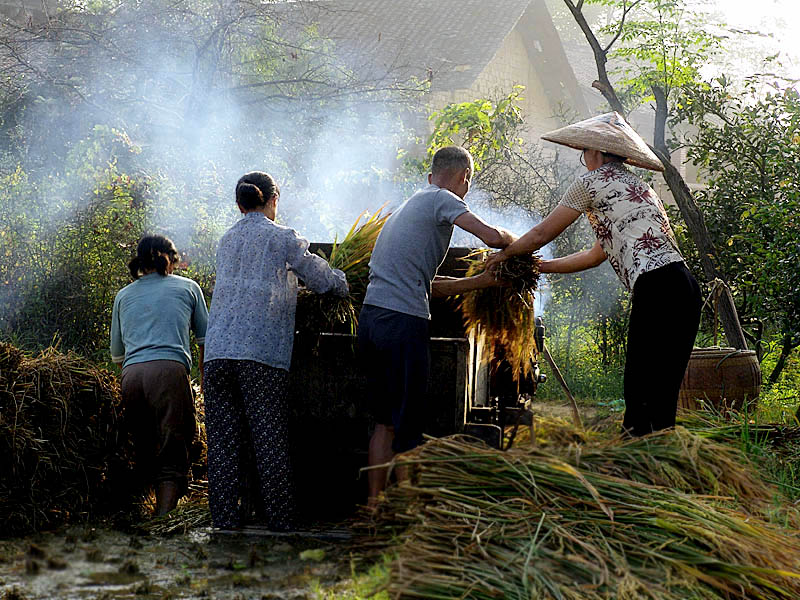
[236,181,266,210]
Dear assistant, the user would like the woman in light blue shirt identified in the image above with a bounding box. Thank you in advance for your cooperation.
[203,172,348,531]
[111,234,209,515]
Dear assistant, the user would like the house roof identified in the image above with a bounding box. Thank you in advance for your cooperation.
[282,0,535,91]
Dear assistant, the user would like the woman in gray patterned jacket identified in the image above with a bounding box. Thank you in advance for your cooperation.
[203,172,348,530]
[487,112,701,437]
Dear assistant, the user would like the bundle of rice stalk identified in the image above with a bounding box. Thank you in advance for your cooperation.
[680,410,800,447]
[296,208,389,336]
[560,426,773,512]
[373,435,800,600]
[509,418,771,509]
[0,342,135,536]
[459,252,541,383]
[144,484,211,535]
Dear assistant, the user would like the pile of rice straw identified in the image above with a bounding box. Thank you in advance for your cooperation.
[0,342,134,535]
[459,252,542,382]
[370,427,800,599]
[295,209,389,335]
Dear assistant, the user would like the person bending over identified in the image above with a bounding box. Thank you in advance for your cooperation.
[486,112,701,438]
[111,234,208,515]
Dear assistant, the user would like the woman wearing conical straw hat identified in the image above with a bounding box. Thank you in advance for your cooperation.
[486,112,701,437]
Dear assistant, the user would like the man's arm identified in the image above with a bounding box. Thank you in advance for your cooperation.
[540,240,607,274]
[485,205,581,270]
[431,271,504,298]
[453,212,516,249]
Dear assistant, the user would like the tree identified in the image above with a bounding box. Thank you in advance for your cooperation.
[0,0,424,353]
[677,77,800,382]
[560,0,750,350]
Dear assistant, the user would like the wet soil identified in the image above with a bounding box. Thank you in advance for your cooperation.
[0,525,358,600]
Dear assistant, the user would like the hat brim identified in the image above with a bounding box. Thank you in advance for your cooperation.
[541,112,665,172]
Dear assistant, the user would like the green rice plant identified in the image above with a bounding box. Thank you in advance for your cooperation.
[296,208,390,335]
[459,252,541,383]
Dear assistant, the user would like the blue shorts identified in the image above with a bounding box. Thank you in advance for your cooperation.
[357,304,430,453]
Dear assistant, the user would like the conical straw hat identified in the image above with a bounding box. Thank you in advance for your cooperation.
[541,112,664,171]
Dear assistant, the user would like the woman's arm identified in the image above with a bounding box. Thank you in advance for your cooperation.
[287,232,349,297]
[110,295,125,365]
[540,240,607,274]
[485,205,581,269]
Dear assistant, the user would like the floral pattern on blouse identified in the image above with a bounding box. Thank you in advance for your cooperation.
[204,212,348,371]
[560,162,684,291]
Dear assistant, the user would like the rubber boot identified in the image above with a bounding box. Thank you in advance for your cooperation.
[155,481,180,516]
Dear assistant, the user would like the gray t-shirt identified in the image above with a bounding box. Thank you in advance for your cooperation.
[363,184,469,319]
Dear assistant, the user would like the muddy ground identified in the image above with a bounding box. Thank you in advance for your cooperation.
[0,525,365,600]
[0,399,599,600]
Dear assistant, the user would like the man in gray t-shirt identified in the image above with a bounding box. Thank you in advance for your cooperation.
[359,145,515,506]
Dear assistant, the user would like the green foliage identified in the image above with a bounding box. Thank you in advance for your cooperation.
[676,77,800,377]
[312,556,391,600]
[596,0,722,110]
[423,86,526,173]
[758,344,800,422]
[0,125,151,354]
[542,265,628,402]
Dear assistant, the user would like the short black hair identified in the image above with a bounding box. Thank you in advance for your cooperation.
[236,171,279,207]
[128,234,179,280]
[431,146,473,176]
[602,152,626,163]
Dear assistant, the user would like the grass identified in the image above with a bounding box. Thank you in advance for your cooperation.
[312,557,391,600]
[296,208,389,336]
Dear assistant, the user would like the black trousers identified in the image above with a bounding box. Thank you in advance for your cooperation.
[358,304,430,453]
[204,359,294,530]
[622,261,701,437]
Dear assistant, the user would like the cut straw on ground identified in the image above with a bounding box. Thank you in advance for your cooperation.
[0,342,136,535]
[366,427,800,600]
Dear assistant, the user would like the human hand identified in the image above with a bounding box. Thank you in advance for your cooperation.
[483,249,508,273]
[496,227,517,248]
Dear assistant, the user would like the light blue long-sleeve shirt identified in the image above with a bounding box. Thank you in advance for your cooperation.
[110,273,209,371]
[203,212,348,371]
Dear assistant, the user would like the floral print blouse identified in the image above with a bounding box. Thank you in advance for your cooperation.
[560,162,684,291]
[204,212,348,371]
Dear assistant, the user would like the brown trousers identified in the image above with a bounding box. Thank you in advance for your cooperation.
[121,360,197,495]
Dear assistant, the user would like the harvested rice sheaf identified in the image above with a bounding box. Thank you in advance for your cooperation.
[144,485,211,536]
[295,209,389,336]
[459,252,542,383]
[372,433,800,600]
[0,342,134,536]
